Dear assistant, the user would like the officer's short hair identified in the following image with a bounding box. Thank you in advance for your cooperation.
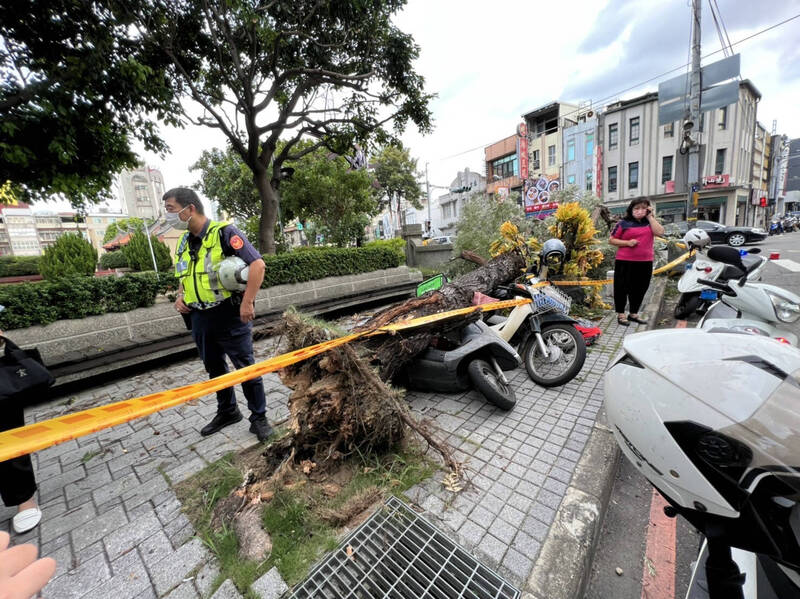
[163,188,205,215]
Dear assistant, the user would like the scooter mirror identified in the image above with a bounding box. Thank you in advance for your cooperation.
[746,247,762,254]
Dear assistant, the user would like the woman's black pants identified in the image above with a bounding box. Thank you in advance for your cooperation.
[0,402,37,507]
[614,259,653,314]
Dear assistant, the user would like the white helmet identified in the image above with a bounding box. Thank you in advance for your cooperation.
[217,256,249,291]
[683,228,710,249]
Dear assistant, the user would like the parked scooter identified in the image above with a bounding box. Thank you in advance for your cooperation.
[695,245,800,345]
[485,239,590,387]
[769,219,783,236]
[674,228,768,319]
[605,328,800,599]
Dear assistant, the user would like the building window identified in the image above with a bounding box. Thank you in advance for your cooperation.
[586,133,594,156]
[548,145,556,166]
[567,139,575,162]
[491,154,518,179]
[664,122,674,137]
[629,117,640,145]
[662,156,673,184]
[608,124,618,150]
[586,170,593,191]
[608,166,617,192]
[628,162,639,189]
[567,174,576,185]
[718,107,727,130]
[532,149,540,169]
[715,148,726,175]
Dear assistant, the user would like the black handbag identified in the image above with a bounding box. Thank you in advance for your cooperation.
[0,336,55,404]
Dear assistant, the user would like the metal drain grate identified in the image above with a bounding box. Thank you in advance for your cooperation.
[289,496,521,599]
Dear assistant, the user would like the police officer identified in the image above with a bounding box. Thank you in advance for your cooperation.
[164,188,273,442]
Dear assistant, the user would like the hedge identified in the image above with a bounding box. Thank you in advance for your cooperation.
[0,246,402,330]
[99,250,129,270]
[0,256,41,277]
[261,246,402,287]
[0,272,172,330]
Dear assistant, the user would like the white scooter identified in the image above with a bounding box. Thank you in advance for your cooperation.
[605,327,800,599]
[674,230,769,319]
[694,245,800,345]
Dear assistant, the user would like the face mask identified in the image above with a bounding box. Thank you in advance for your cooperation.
[165,206,190,230]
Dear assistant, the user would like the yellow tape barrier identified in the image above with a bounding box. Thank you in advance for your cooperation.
[0,297,530,462]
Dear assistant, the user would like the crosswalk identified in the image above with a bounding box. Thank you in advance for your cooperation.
[771,258,800,272]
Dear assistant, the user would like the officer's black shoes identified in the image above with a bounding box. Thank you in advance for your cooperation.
[200,409,243,436]
[249,416,273,442]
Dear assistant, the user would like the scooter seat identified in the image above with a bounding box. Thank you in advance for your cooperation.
[717,264,745,281]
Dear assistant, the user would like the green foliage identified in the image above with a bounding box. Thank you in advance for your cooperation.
[99,250,128,270]
[371,145,424,210]
[364,238,406,263]
[122,231,172,272]
[0,256,40,277]
[261,247,401,287]
[281,149,377,247]
[39,234,97,280]
[0,1,179,207]
[191,146,261,221]
[0,272,167,330]
[103,217,146,243]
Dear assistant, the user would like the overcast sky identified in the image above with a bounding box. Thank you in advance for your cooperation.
[64,0,800,213]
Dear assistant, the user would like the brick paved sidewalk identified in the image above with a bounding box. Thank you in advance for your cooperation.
[1,305,647,598]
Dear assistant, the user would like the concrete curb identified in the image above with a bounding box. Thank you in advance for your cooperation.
[523,276,668,599]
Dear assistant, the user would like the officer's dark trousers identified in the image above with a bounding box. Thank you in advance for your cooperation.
[190,300,267,422]
[0,401,37,507]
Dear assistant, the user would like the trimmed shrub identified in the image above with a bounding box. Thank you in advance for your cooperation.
[261,246,401,287]
[364,238,406,263]
[99,250,128,270]
[0,256,41,277]
[122,231,173,272]
[39,233,97,280]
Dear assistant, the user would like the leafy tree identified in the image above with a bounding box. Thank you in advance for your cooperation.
[280,151,377,247]
[122,231,172,272]
[103,217,147,244]
[0,0,179,207]
[452,192,527,261]
[39,234,98,280]
[99,250,129,270]
[371,145,423,227]
[191,146,261,221]
[123,0,432,254]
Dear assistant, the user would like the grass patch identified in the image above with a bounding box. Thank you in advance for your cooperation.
[80,449,103,463]
[175,442,436,596]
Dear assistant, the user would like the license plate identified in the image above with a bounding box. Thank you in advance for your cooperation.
[700,290,718,300]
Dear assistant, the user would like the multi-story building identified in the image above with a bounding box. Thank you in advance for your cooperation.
[748,122,771,227]
[785,138,800,197]
[768,135,791,216]
[0,203,89,256]
[599,81,761,226]
[562,117,599,193]
[522,101,580,182]
[85,209,128,256]
[485,132,523,199]
[436,168,486,236]
[118,165,166,220]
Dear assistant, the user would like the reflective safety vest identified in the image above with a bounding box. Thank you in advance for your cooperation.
[174,221,232,307]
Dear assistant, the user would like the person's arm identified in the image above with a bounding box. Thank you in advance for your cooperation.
[647,211,665,236]
[174,283,191,314]
[609,223,638,247]
[239,258,264,323]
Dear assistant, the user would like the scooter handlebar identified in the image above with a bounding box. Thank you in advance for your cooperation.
[697,278,735,295]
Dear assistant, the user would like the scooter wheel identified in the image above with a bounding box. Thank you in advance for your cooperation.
[466,359,516,410]
[523,324,586,387]
[674,293,701,320]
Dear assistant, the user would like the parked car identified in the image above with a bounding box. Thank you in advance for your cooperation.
[431,235,454,245]
[662,220,766,246]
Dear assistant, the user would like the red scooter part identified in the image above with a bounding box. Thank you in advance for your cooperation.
[574,320,602,346]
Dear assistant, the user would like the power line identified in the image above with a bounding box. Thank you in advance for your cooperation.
[435,11,800,163]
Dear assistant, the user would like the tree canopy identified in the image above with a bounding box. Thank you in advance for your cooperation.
[0,0,179,207]
[127,0,433,253]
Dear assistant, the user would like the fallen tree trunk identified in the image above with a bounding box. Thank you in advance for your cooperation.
[273,249,527,472]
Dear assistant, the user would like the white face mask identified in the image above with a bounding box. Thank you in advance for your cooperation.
[165,205,191,230]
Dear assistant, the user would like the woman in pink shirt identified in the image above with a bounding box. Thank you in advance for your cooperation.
[609,199,665,326]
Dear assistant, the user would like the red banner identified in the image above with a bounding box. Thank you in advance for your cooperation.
[518,123,529,181]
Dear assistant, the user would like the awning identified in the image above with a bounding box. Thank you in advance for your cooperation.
[699,196,726,207]
[656,200,685,215]
[608,205,626,214]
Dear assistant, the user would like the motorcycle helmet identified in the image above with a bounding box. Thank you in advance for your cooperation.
[683,228,710,250]
[605,328,800,571]
[540,238,567,270]
[217,256,250,292]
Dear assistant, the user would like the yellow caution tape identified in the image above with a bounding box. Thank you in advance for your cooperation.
[0,297,531,462]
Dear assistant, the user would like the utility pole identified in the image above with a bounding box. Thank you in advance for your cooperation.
[686,0,702,222]
[425,162,431,236]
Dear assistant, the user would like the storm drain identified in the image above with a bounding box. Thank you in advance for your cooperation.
[289,496,521,599]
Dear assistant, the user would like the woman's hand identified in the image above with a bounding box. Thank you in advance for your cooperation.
[628,239,639,247]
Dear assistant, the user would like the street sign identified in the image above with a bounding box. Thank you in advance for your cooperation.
[657,54,740,125]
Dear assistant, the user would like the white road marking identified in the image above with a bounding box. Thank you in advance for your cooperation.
[771,259,800,272]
